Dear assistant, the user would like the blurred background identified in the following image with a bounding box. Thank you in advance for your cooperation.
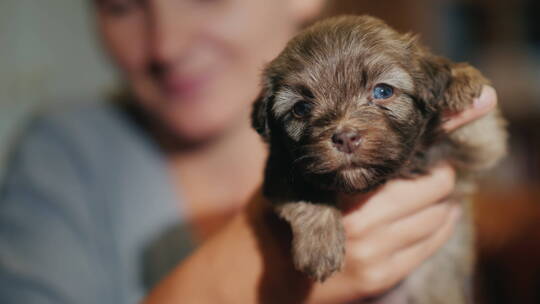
[1,0,538,303]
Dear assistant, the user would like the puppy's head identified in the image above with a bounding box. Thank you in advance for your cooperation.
[253,15,486,192]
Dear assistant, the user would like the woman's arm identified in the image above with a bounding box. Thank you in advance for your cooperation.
[143,190,301,304]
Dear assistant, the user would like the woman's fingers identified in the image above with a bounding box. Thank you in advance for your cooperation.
[442,85,497,132]
[342,163,456,234]
[361,199,458,257]
[338,201,462,298]
[388,203,461,280]
[345,199,458,265]
[351,202,461,296]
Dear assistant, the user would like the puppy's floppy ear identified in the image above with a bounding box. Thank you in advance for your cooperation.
[416,49,505,172]
[416,51,489,113]
[441,62,489,113]
[251,73,276,141]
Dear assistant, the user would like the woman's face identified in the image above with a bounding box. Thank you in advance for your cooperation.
[95,0,321,143]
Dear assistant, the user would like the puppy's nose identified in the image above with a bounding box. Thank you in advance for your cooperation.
[331,130,362,154]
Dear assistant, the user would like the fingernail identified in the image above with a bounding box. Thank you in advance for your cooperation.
[473,96,490,109]
[473,86,495,109]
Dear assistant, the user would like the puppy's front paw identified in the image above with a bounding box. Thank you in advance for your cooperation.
[292,228,345,282]
[276,202,346,282]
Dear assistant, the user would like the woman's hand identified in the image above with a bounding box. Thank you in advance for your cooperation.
[143,86,497,304]
[307,86,498,302]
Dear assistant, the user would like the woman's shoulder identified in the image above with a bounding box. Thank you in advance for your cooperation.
[0,100,185,303]
[2,99,155,204]
[9,100,156,170]
[1,99,170,207]
[25,100,142,147]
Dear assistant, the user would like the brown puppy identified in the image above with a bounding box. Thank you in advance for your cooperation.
[252,15,507,303]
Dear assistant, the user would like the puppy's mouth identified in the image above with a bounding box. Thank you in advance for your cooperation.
[293,140,398,192]
[302,163,389,193]
[301,152,370,175]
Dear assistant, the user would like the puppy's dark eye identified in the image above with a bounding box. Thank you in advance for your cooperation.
[292,100,313,118]
[373,84,394,99]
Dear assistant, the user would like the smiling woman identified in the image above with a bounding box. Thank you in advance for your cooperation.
[0,1,499,303]
[94,0,308,143]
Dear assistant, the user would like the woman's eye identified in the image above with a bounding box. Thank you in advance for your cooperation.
[373,84,394,99]
[99,0,139,17]
[292,101,313,118]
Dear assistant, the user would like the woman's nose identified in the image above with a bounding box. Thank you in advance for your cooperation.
[147,1,193,65]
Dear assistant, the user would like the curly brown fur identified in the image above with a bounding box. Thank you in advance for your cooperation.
[252,15,507,302]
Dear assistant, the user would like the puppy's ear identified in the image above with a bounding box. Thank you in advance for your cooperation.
[251,74,276,141]
[416,50,505,172]
[442,62,489,113]
[416,52,488,113]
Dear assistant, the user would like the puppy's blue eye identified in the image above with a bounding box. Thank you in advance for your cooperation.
[373,84,394,99]
[292,100,312,118]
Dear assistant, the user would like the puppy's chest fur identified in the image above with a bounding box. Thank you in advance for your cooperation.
[252,15,507,303]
